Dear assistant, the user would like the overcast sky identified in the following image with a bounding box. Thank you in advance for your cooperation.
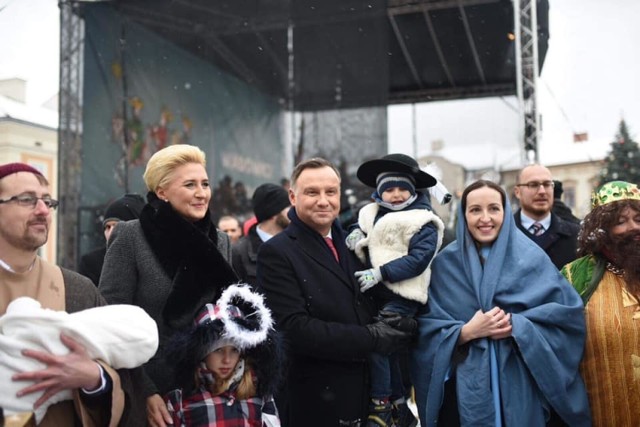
[0,0,59,104]
[1,0,639,168]
[388,0,640,167]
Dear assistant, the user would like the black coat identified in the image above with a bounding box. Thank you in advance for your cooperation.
[514,210,580,270]
[78,246,106,286]
[231,224,263,287]
[552,199,581,224]
[256,208,376,427]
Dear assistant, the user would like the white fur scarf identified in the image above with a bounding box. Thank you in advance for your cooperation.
[355,203,444,304]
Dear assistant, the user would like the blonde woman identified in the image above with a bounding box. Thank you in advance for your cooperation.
[99,144,238,427]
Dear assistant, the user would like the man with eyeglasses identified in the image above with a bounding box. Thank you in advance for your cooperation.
[0,163,140,426]
[513,164,580,269]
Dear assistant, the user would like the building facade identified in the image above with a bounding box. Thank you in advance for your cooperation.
[422,153,603,232]
[0,78,58,261]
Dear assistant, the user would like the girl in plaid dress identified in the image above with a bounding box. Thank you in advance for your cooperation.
[164,284,284,427]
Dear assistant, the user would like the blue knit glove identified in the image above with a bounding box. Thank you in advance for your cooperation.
[354,267,382,293]
[345,228,366,251]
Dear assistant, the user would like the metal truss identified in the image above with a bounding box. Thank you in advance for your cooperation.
[58,1,85,269]
[514,0,540,163]
[386,0,503,104]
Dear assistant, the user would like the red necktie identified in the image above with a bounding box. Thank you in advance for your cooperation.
[324,237,340,262]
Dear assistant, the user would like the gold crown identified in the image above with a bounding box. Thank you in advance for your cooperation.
[591,181,640,208]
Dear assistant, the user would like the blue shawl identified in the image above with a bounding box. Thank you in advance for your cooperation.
[411,195,591,427]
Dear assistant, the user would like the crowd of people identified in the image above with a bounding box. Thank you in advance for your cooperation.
[1,145,638,427]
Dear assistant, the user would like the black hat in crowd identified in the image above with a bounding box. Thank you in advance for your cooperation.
[357,153,437,189]
[553,180,564,199]
[252,183,290,223]
[102,194,146,227]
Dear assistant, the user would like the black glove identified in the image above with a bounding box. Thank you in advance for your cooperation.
[377,310,418,334]
[366,320,413,355]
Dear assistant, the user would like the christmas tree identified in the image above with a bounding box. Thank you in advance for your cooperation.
[598,120,640,185]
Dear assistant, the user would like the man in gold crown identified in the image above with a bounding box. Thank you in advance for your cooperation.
[562,180,640,426]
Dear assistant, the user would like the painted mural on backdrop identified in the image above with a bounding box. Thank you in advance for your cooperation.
[81,4,284,253]
[110,92,193,187]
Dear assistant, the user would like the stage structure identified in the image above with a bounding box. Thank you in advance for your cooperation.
[514,0,542,163]
[58,0,549,269]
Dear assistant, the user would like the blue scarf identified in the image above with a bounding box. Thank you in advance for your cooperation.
[411,196,591,427]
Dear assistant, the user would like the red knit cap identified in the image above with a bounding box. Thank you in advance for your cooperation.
[0,163,44,180]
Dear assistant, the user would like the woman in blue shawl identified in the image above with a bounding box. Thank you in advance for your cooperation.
[411,180,591,427]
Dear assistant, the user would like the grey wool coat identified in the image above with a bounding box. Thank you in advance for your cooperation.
[99,199,237,399]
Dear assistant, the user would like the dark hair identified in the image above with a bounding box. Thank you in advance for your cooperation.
[461,180,506,212]
[577,199,640,256]
[290,157,341,188]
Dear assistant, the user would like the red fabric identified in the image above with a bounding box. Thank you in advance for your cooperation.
[165,386,273,427]
[243,216,258,236]
[0,162,43,180]
[324,237,339,262]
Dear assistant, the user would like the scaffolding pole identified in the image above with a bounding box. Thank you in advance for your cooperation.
[514,0,540,164]
[58,1,85,269]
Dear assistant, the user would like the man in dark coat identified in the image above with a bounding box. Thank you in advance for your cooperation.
[78,194,145,285]
[513,164,580,269]
[232,183,290,286]
[256,158,415,427]
[551,179,581,224]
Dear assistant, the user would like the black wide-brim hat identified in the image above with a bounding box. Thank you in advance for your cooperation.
[357,153,437,189]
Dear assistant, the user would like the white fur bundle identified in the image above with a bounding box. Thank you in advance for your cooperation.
[217,284,274,349]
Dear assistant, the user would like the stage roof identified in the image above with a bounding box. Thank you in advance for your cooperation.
[98,0,549,111]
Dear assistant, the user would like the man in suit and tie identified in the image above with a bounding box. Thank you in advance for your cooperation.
[256,157,415,427]
[513,164,580,269]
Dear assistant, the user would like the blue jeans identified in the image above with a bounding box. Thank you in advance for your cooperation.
[369,297,420,400]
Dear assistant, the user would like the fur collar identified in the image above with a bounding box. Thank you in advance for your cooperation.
[139,192,238,328]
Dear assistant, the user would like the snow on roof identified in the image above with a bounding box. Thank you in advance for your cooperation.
[538,137,609,168]
[0,92,58,129]
[425,142,523,172]
[424,135,610,172]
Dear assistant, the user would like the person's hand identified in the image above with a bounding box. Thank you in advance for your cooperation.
[12,333,102,409]
[458,307,512,345]
[377,310,418,334]
[366,319,413,355]
[345,228,366,250]
[355,267,382,292]
[488,311,512,340]
[147,393,173,426]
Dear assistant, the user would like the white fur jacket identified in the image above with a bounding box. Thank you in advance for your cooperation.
[0,297,158,422]
[354,202,444,304]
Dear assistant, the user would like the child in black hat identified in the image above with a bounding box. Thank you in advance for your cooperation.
[163,284,284,427]
[346,153,445,427]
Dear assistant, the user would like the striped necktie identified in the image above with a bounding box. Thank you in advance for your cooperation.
[529,222,544,236]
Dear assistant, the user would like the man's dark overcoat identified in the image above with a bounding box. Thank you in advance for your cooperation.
[257,208,376,427]
[514,210,580,269]
[231,224,262,287]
